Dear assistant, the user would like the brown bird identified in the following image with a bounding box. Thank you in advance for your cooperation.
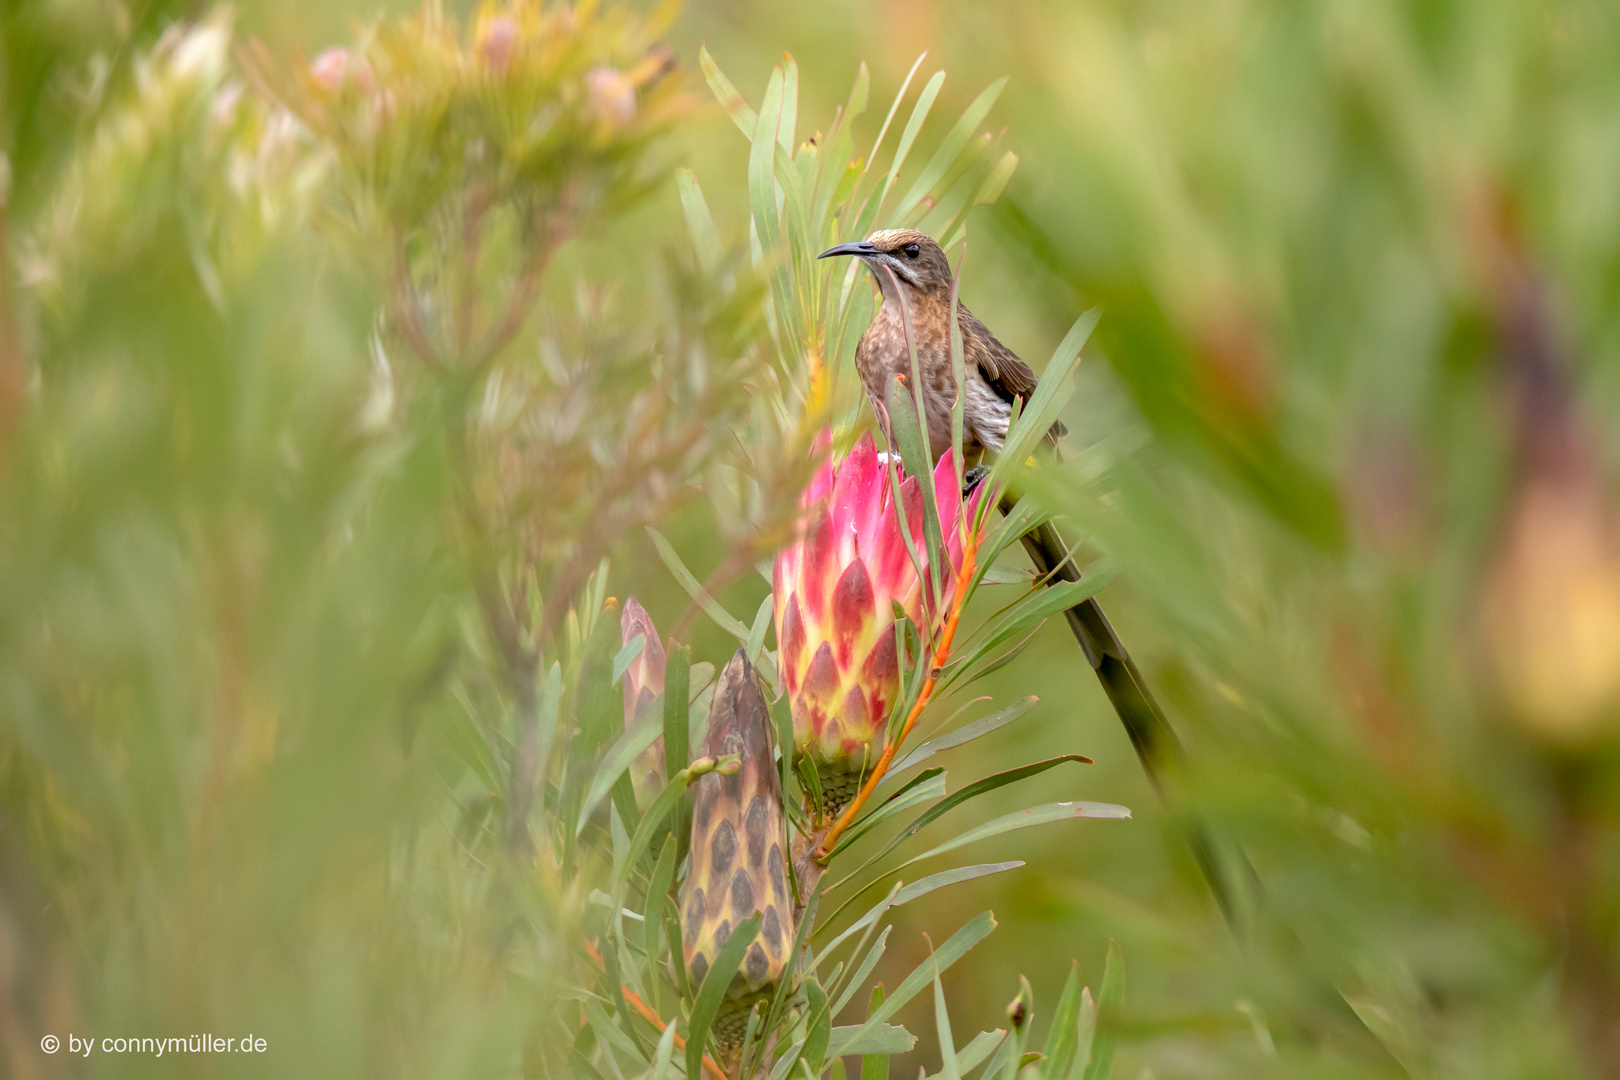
[820,228,1242,928]
[818,228,1063,463]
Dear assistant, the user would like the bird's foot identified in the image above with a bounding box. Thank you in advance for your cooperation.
[961,465,989,499]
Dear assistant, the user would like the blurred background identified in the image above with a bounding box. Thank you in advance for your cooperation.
[4,1,1620,1078]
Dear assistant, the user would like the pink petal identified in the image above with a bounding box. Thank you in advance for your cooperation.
[778,594,806,691]
[800,508,837,624]
[859,631,899,693]
[802,642,839,709]
[621,597,665,727]
[829,558,876,667]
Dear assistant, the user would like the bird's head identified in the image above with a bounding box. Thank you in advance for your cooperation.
[818,229,952,296]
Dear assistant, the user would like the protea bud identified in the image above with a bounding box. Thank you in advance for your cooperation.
[682,651,791,1050]
[620,597,667,795]
[773,431,980,816]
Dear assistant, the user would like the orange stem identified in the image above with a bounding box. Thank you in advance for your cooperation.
[815,533,980,861]
[581,938,729,1080]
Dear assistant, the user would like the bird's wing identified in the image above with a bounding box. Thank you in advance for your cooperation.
[959,305,1069,439]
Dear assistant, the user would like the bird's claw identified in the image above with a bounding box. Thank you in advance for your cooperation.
[961,465,989,499]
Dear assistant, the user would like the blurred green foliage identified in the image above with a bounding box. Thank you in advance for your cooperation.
[5,1,1620,1079]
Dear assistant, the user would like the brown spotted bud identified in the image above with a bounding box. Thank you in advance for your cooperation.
[681,651,792,1050]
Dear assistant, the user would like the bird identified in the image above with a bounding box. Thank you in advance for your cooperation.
[819,228,1241,927]
[817,228,1063,464]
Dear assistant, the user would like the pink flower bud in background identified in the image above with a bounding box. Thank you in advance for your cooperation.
[586,67,636,125]
[621,596,668,795]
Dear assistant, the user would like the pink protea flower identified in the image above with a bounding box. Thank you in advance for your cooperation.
[773,430,982,815]
[621,597,667,795]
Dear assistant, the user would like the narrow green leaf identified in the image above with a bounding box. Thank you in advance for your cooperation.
[612,634,646,686]
[677,169,723,273]
[974,1032,1016,1080]
[746,595,773,664]
[646,527,750,640]
[829,925,892,1018]
[1080,944,1123,1080]
[931,1030,1006,1080]
[895,77,1007,223]
[1071,990,1096,1080]
[1040,962,1084,1080]
[699,45,758,136]
[990,309,1098,491]
[749,67,785,254]
[779,54,799,154]
[973,151,1019,206]
[647,1020,679,1080]
[663,645,691,780]
[576,711,662,837]
[833,1023,915,1056]
[934,956,962,1080]
[641,833,677,968]
[886,370,947,619]
[888,697,1038,776]
[612,764,705,900]
[803,977,832,1074]
[833,757,1093,890]
[880,70,946,209]
[860,985,888,1080]
[686,913,762,1080]
[827,768,946,857]
[896,801,1129,874]
[535,661,562,788]
[827,911,995,1058]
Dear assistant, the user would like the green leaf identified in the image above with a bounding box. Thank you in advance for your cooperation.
[699,45,758,136]
[888,697,1038,776]
[803,977,832,1074]
[612,765,704,901]
[1071,990,1096,1080]
[934,956,962,1080]
[826,767,946,857]
[931,1030,1006,1080]
[1080,943,1122,1080]
[612,633,646,686]
[880,69,946,210]
[745,594,773,665]
[641,833,677,970]
[647,1020,679,1080]
[973,151,1019,206]
[886,371,947,617]
[646,527,750,640]
[676,169,722,274]
[749,66,785,254]
[535,661,562,789]
[896,801,1129,874]
[686,913,762,1080]
[827,911,996,1059]
[829,925,892,1018]
[1040,962,1084,1080]
[832,757,1094,891]
[663,645,691,780]
[859,985,889,1080]
[991,309,1099,490]
[895,77,1008,223]
[576,711,662,837]
[832,1023,915,1056]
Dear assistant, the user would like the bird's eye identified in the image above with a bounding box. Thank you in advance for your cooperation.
[902,243,921,259]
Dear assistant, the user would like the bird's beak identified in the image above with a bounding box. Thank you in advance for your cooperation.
[817,241,875,260]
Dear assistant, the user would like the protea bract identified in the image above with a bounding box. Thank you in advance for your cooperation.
[773,431,980,816]
[682,651,791,1050]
